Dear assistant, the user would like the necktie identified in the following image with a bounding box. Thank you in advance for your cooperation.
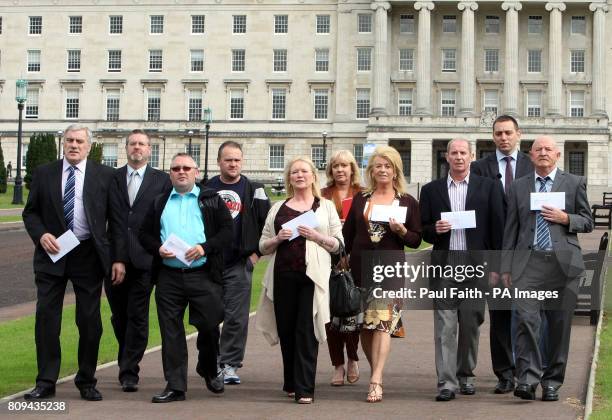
[535,176,552,250]
[63,166,76,231]
[503,156,514,196]
[128,171,139,206]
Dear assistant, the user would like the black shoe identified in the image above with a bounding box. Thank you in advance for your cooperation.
[435,389,456,402]
[541,386,559,401]
[121,381,138,392]
[204,372,225,394]
[24,386,55,400]
[494,379,515,394]
[79,386,103,401]
[459,383,475,395]
[151,388,185,403]
[513,383,536,400]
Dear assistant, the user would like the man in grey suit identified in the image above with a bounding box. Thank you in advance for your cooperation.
[501,136,593,402]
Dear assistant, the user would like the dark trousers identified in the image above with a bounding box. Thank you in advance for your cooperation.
[34,240,103,389]
[488,308,514,382]
[326,325,359,367]
[104,265,152,383]
[273,271,318,399]
[155,267,224,392]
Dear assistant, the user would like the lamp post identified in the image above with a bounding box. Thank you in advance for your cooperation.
[56,130,63,159]
[187,130,194,157]
[12,79,28,205]
[320,130,328,170]
[203,107,212,183]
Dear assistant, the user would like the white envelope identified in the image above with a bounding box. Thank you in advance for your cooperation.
[281,210,319,241]
[440,210,477,229]
[162,233,194,267]
[48,230,80,263]
[370,204,407,223]
[530,192,565,211]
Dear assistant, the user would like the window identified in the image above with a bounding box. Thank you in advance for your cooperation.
[358,14,372,33]
[528,16,542,34]
[190,49,204,72]
[484,49,499,72]
[485,16,500,34]
[108,50,122,72]
[69,16,82,34]
[442,49,456,72]
[230,89,245,119]
[571,16,586,35]
[67,50,81,72]
[398,89,413,116]
[0,17,3,34]
[65,89,80,119]
[233,15,246,33]
[356,89,370,119]
[185,144,201,166]
[274,15,288,34]
[527,90,542,116]
[150,144,160,168]
[106,89,120,121]
[27,50,41,72]
[353,144,364,167]
[442,15,456,33]
[269,145,285,170]
[192,15,205,34]
[188,90,203,121]
[109,15,123,34]
[232,49,245,72]
[316,15,330,34]
[315,49,329,72]
[273,49,287,72]
[399,49,414,71]
[147,88,161,121]
[570,50,585,73]
[314,89,329,119]
[440,89,456,116]
[569,91,585,117]
[528,50,542,73]
[149,49,163,72]
[357,47,372,71]
[272,88,286,119]
[25,88,39,119]
[150,15,164,34]
[102,143,118,168]
[400,14,415,34]
[568,151,584,176]
[311,145,325,169]
[483,90,498,114]
[29,16,42,35]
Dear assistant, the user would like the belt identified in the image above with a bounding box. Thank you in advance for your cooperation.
[161,265,206,274]
[531,250,555,261]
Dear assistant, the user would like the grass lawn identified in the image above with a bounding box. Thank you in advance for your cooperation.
[0,185,29,209]
[591,268,612,419]
[0,215,22,223]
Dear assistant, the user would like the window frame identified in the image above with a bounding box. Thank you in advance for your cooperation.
[398,89,413,116]
[273,49,287,72]
[526,90,542,117]
[313,88,329,120]
[25,87,39,119]
[441,49,457,73]
[29,16,42,35]
[357,47,372,72]
[356,88,371,119]
[108,50,122,72]
[232,49,246,72]
[484,49,499,72]
[106,89,120,121]
[190,49,204,72]
[149,49,163,72]
[269,144,285,170]
[358,14,372,33]
[233,15,246,34]
[570,50,585,73]
[316,14,330,34]
[27,49,41,72]
[527,49,542,73]
[191,15,205,34]
[274,15,288,34]
[399,48,414,71]
[65,88,80,119]
[442,15,456,33]
[146,88,162,122]
[229,88,245,119]
[271,88,287,120]
[149,15,164,34]
[67,49,81,72]
[440,89,456,117]
[569,90,585,117]
[109,15,123,34]
[485,15,500,34]
[69,16,83,34]
[399,14,415,34]
[315,48,329,72]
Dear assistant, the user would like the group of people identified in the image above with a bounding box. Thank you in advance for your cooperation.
[20,114,593,407]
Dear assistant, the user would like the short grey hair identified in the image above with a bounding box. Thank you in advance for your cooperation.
[64,124,93,144]
[447,138,472,154]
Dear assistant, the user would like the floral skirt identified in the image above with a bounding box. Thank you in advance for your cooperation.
[362,299,403,336]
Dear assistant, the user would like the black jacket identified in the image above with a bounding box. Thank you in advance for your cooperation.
[139,186,233,284]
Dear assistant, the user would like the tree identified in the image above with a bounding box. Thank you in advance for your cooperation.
[89,142,103,164]
[0,141,6,194]
[24,133,57,189]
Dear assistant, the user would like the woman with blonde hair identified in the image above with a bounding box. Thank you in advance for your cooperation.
[321,150,363,386]
[257,157,343,404]
[342,145,422,402]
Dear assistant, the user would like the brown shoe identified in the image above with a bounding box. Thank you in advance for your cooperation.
[347,360,360,384]
[330,366,345,386]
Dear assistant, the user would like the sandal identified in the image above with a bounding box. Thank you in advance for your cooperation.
[297,397,313,404]
[287,392,295,398]
[347,360,359,384]
[331,366,345,386]
[366,382,383,403]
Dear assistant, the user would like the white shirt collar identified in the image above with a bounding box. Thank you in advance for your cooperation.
[127,164,147,178]
[496,148,518,163]
[535,167,558,182]
[447,172,470,188]
[63,158,87,173]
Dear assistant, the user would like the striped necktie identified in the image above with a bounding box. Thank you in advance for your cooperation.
[535,176,552,250]
[63,165,76,231]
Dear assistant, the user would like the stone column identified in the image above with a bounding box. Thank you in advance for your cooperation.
[414,2,435,115]
[410,138,433,183]
[458,2,478,116]
[501,2,522,116]
[589,2,608,117]
[370,1,392,116]
[545,2,566,116]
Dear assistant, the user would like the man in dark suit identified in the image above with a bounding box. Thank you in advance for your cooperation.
[420,138,505,402]
[501,136,593,402]
[22,124,116,401]
[471,115,534,394]
[107,129,171,392]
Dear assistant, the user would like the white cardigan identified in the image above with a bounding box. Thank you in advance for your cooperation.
[256,198,343,345]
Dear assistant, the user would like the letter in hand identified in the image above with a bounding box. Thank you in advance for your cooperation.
[159,246,176,259]
[541,205,569,225]
[40,233,61,254]
[435,220,452,234]
[185,244,205,262]
[111,262,126,286]
[389,217,405,236]
[276,228,293,242]
[297,225,321,242]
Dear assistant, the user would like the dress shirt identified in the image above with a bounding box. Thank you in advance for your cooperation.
[61,158,90,240]
[126,164,146,197]
[496,149,518,190]
[532,167,558,249]
[447,173,469,251]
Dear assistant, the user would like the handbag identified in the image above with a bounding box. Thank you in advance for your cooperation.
[329,248,366,318]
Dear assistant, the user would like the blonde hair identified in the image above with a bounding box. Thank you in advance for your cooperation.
[364,145,408,194]
[284,156,321,198]
[325,149,362,189]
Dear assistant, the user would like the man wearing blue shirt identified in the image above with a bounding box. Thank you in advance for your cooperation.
[140,153,232,403]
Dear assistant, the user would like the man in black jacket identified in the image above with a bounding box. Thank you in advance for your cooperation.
[108,129,171,392]
[206,141,271,385]
[140,153,232,403]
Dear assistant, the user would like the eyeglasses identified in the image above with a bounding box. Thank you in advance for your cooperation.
[170,166,196,173]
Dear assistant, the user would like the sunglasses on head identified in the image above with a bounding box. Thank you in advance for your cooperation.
[170,166,195,173]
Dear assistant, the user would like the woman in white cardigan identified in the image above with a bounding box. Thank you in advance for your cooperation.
[257,156,343,404]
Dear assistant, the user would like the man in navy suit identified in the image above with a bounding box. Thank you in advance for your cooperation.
[108,129,171,392]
